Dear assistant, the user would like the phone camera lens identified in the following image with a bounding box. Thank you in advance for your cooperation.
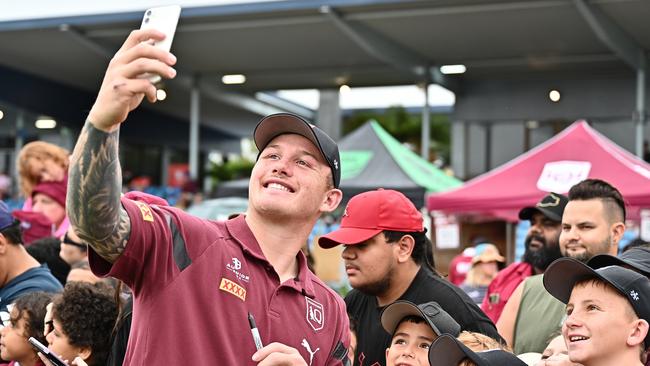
[144,18,149,24]
[146,10,152,16]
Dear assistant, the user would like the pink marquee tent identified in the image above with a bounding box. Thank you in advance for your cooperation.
[427,120,650,222]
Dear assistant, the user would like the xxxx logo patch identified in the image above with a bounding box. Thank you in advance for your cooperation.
[219,278,247,301]
[134,201,154,222]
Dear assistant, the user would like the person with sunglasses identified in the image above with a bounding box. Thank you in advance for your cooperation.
[58,229,87,268]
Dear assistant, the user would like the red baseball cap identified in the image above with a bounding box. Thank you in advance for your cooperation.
[318,189,423,248]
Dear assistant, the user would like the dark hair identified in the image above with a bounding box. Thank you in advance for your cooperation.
[52,282,118,366]
[393,315,426,336]
[12,292,55,347]
[383,230,439,274]
[568,179,626,222]
[26,237,70,286]
[1,220,23,245]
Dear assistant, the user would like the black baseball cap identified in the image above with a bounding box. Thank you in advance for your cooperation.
[428,334,526,366]
[588,247,650,277]
[518,192,568,222]
[543,258,650,347]
[253,113,341,188]
[381,300,461,337]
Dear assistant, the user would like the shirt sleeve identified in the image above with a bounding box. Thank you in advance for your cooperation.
[88,197,179,298]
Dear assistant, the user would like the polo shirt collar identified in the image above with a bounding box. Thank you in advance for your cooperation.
[225,215,316,297]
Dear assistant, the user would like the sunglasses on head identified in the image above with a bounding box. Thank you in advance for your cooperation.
[62,233,87,249]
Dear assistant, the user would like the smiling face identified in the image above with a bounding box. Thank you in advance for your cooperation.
[560,200,617,262]
[385,319,435,366]
[32,192,66,227]
[248,133,339,222]
[562,280,644,365]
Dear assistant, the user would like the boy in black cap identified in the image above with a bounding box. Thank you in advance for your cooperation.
[544,258,650,366]
[380,300,460,366]
[427,334,526,366]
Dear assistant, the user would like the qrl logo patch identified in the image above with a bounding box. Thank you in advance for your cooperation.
[219,278,247,301]
[305,297,324,331]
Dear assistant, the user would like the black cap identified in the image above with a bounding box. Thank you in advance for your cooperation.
[518,192,568,222]
[588,247,650,278]
[543,258,650,347]
[254,113,341,188]
[428,334,527,366]
[381,300,461,337]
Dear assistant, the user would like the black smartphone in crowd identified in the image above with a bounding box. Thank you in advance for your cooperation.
[28,337,67,366]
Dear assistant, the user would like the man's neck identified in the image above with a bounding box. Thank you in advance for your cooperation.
[4,245,40,286]
[376,262,421,306]
[245,211,316,283]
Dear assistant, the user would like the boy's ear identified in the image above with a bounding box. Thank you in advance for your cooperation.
[77,346,92,362]
[627,319,649,348]
[385,347,390,360]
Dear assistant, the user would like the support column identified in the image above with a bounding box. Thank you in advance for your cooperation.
[421,83,430,160]
[451,121,467,179]
[317,89,341,140]
[161,146,171,188]
[12,111,24,197]
[485,123,492,170]
[189,76,200,181]
[636,67,646,158]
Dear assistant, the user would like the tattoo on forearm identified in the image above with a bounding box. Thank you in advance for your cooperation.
[67,121,130,263]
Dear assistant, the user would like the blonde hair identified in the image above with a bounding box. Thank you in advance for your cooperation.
[456,332,510,366]
[17,141,69,197]
[457,331,510,352]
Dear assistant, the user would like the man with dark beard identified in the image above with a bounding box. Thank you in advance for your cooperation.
[481,193,567,323]
[318,189,502,366]
[498,179,626,354]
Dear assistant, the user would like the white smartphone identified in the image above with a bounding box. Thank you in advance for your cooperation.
[139,5,181,84]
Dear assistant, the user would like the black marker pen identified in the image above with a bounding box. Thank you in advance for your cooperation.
[248,312,264,351]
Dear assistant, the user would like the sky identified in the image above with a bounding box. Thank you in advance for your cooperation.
[277,84,455,110]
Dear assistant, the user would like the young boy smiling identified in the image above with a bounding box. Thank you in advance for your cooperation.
[380,300,460,366]
[544,258,650,366]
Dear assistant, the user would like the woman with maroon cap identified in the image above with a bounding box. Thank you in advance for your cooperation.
[16,142,70,238]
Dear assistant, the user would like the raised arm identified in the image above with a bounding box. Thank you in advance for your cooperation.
[66,29,177,263]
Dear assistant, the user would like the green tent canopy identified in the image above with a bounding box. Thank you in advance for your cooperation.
[338,120,461,207]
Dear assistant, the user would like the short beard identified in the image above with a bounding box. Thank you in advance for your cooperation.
[523,235,562,271]
[353,266,394,297]
[565,235,612,263]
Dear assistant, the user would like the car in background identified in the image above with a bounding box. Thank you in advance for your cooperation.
[186,197,248,220]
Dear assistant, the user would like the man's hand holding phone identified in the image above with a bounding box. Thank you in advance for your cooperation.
[87,29,177,132]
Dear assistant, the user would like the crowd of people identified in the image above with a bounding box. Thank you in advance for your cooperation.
[0,27,649,366]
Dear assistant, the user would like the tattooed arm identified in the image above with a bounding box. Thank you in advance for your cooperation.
[66,29,177,263]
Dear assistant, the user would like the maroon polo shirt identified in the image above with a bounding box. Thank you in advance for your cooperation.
[89,196,350,365]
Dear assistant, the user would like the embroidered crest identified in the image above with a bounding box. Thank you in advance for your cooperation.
[305,297,324,331]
